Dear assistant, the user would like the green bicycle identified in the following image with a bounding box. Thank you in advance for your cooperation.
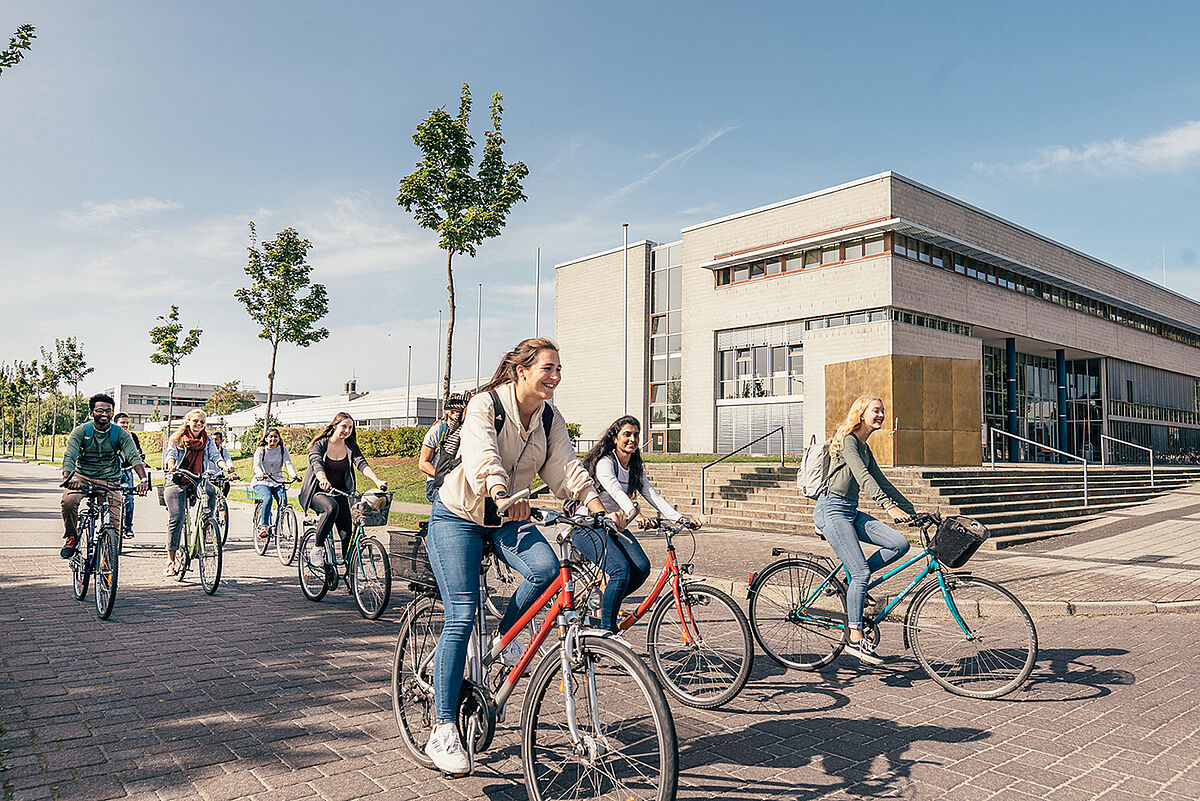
[747,511,1037,699]
[169,468,223,595]
[297,488,392,619]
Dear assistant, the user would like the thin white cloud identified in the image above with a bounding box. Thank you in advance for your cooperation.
[976,120,1200,176]
[59,197,183,229]
[602,125,739,205]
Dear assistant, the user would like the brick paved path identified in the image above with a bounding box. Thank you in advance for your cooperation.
[3,457,1200,801]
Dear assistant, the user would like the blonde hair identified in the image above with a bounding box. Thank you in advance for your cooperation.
[169,408,207,448]
[829,395,883,457]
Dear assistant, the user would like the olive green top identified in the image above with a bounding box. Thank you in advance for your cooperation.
[826,433,916,514]
[62,423,144,483]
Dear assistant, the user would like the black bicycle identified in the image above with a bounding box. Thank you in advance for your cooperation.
[62,478,134,620]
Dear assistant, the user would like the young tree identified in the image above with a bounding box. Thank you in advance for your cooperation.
[0,24,35,77]
[398,83,528,401]
[55,337,94,427]
[39,345,61,460]
[148,305,202,426]
[203,380,257,416]
[0,363,12,454]
[235,223,328,426]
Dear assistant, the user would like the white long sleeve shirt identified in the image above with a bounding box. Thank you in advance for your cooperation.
[438,383,598,525]
[252,445,298,488]
[594,453,682,522]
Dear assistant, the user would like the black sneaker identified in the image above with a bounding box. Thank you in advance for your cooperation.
[844,638,883,666]
[60,536,79,559]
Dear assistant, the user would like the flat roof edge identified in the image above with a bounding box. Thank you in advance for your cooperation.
[554,239,659,270]
[681,172,894,233]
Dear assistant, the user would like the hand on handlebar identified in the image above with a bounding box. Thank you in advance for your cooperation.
[888,506,912,524]
[607,510,627,531]
[318,474,331,492]
[136,478,150,496]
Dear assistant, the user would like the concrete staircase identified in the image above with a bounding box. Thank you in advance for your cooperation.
[645,462,1200,549]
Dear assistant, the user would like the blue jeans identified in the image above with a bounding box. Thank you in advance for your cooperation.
[120,468,136,532]
[426,497,558,724]
[253,484,287,527]
[571,527,652,631]
[813,492,910,631]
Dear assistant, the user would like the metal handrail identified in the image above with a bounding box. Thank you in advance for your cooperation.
[1100,434,1154,486]
[700,426,785,514]
[988,427,1089,507]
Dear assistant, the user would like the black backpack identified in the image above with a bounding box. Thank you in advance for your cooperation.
[431,390,554,490]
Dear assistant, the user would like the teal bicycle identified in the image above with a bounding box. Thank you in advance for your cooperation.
[297,487,392,619]
[168,468,223,596]
[747,511,1037,699]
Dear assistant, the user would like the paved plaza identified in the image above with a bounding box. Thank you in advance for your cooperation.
[2,456,1200,801]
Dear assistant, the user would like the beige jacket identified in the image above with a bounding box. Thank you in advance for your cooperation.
[438,383,599,525]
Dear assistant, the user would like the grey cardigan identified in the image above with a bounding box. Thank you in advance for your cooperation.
[298,436,370,512]
[826,433,916,515]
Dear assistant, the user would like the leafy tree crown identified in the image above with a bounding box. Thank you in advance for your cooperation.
[235,223,329,348]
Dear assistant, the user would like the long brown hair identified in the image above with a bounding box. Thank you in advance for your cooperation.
[478,337,559,394]
[310,412,364,458]
[169,409,207,448]
[583,416,644,495]
[829,395,883,457]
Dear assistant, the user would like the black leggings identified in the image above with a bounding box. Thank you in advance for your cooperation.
[311,492,353,551]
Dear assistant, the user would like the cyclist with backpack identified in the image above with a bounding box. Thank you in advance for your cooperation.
[210,431,237,497]
[113,412,146,541]
[60,394,150,558]
[813,394,916,665]
[297,412,388,567]
[422,338,620,775]
[418,394,467,502]
[580,415,700,632]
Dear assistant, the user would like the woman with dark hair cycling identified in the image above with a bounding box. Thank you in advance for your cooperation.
[422,337,620,775]
[297,412,387,567]
[580,415,701,632]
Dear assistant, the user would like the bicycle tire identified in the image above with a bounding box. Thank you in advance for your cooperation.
[214,496,229,548]
[748,559,847,670]
[353,537,392,620]
[298,530,329,601]
[522,635,678,801]
[391,595,442,769]
[250,499,264,541]
[94,526,119,619]
[276,507,298,566]
[910,573,1038,699]
[646,582,753,709]
[253,512,271,556]
[72,518,92,601]
[199,518,222,595]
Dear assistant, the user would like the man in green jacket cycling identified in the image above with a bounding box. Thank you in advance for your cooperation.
[60,394,150,558]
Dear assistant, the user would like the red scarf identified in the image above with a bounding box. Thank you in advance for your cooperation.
[179,429,207,484]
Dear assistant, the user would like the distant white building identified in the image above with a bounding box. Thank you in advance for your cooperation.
[217,379,479,447]
[103,382,313,427]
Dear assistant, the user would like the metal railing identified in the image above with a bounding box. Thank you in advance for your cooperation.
[700,426,785,514]
[1100,434,1154,486]
[988,427,1089,507]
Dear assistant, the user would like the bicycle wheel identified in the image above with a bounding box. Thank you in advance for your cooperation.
[276,508,298,565]
[646,583,753,709]
[353,537,392,619]
[910,574,1038,699]
[94,526,119,619]
[392,595,442,768]
[298,530,329,601]
[214,496,229,548]
[72,519,92,601]
[749,559,847,670]
[253,513,271,556]
[522,635,678,801]
[198,518,222,595]
[250,499,263,540]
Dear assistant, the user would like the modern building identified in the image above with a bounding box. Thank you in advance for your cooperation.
[217,379,479,447]
[555,172,1200,465]
[103,382,313,427]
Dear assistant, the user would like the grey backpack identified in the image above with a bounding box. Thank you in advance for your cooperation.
[797,434,832,499]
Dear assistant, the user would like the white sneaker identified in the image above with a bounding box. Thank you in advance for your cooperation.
[844,637,883,666]
[492,634,526,667]
[425,722,470,775]
[309,544,325,567]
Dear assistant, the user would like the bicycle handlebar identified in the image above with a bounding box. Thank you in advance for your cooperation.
[641,516,699,534]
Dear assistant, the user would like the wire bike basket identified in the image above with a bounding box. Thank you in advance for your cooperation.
[390,522,438,590]
[928,516,989,568]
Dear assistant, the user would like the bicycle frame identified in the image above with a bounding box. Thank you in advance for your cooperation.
[610,525,704,648]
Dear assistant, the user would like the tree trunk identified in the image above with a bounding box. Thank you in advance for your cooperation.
[21,393,28,457]
[265,335,279,429]
[50,393,57,460]
[33,394,40,460]
[167,365,176,429]
[72,382,79,427]
[444,249,456,402]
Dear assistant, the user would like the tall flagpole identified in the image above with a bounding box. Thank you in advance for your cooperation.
[623,223,629,415]
[406,344,412,423]
[476,284,483,391]
[535,246,541,337]
[436,310,443,404]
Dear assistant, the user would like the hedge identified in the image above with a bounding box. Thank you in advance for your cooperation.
[240,424,430,459]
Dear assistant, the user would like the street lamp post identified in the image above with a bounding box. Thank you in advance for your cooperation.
[623,223,629,415]
[406,344,412,424]
[535,246,541,337]
[476,283,483,391]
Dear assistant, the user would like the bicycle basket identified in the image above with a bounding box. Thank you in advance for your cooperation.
[929,516,989,568]
[390,522,437,589]
[352,490,392,527]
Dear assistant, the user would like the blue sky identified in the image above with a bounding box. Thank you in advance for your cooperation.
[3,1,1199,397]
